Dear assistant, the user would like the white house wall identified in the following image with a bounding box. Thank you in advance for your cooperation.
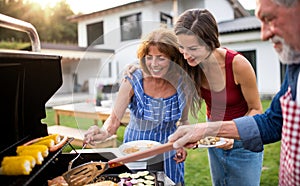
[204,0,234,22]
[177,0,204,14]
[78,22,87,48]
[74,0,282,96]
[220,31,281,96]
[256,43,281,95]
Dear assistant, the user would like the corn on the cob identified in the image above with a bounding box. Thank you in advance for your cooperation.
[1,156,32,175]
[16,144,49,158]
[17,149,44,165]
[39,134,60,144]
[33,139,55,148]
[21,155,36,168]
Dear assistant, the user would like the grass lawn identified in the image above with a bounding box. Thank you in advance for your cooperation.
[42,99,280,185]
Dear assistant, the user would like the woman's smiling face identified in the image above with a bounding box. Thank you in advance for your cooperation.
[177,34,211,67]
[145,45,171,78]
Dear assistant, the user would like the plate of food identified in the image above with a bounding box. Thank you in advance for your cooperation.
[119,140,161,160]
[196,136,226,148]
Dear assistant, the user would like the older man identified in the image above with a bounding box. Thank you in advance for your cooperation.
[168,0,300,185]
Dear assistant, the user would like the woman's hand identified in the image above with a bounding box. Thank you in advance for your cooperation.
[173,147,187,163]
[123,64,140,78]
[83,125,110,145]
[216,138,234,150]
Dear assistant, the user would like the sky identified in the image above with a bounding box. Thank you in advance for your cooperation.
[29,0,256,14]
[238,0,256,10]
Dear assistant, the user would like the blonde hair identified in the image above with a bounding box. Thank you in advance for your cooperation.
[136,28,201,118]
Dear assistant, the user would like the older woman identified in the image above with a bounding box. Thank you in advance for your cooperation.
[84,28,199,185]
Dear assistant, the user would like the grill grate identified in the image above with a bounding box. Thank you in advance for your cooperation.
[0,138,73,186]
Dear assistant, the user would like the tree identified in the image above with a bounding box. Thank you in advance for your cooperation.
[47,0,77,43]
[0,0,77,44]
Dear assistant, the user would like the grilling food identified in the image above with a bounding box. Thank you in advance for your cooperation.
[23,134,68,153]
[40,134,61,144]
[47,176,68,186]
[47,177,118,186]
[19,155,36,168]
[84,181,118,186]
[198,136,220,145]
[17,149,44,165]
[123,146,140,154]
[16,144,49,158]
[33,139,55,148]
[0,156,33,175]
[117,171,155,185]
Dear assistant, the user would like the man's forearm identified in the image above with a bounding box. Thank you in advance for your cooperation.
[206,121,241,139]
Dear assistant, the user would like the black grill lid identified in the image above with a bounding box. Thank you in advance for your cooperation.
[0,50,62,153]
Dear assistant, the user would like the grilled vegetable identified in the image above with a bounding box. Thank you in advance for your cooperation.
[17,149,44,165]
[16,144,49,158]
[33,139,55,148]
[22,155,36,168]
[0,156,33,175]
[40,134,61,144]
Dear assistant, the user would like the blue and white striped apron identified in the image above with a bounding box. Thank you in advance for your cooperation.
[124,69,186,184]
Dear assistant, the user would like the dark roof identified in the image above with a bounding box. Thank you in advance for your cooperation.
[218,16,261,34]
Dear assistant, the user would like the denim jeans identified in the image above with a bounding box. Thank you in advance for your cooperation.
[208,140,264,186]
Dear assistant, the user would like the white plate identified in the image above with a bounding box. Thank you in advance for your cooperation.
[196,137,226,148]
[119,140,161,161]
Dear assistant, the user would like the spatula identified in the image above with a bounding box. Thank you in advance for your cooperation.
[62,142,174,186]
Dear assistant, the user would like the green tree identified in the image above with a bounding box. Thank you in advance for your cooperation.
[47,0,77,43]
[0,0,33,42]
[0,0,77,44]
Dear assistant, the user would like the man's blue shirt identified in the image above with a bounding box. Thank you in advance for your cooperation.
[233,66,293,152]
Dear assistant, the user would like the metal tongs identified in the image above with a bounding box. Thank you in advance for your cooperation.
[62,142,174,186]
[68,143,87,170]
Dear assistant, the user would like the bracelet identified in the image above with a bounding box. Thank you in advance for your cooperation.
[176,118,183,127]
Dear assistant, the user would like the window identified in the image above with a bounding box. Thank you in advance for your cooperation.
[120,13,142,41]
[87,22,104,45]
[160,12,173,27]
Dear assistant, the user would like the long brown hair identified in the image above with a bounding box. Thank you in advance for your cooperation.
[174,9,220,113]
[136,28,200,118]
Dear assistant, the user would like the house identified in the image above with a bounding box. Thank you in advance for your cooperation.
[51,0,281,102]
[218,16,283,99]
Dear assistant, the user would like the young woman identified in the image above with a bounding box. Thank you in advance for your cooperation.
[170,1,300,185]
[173,9,263,186]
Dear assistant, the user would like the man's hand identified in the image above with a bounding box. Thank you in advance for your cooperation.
[168,124,208,149]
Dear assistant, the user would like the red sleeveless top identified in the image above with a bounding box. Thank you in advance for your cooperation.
[200,48,248,121]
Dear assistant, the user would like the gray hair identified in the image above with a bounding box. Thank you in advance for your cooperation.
[274,0,299,7]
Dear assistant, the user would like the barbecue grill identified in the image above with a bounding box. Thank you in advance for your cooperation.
[0,14,174,186]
